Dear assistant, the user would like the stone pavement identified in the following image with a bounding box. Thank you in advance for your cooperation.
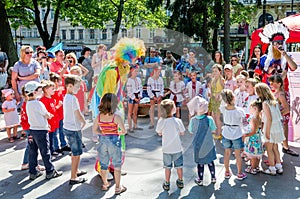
[0,109,300,199]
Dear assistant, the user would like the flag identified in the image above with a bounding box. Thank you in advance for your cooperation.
[47,42,63,53]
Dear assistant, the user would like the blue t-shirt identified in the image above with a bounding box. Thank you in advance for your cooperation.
[144,57,161,77]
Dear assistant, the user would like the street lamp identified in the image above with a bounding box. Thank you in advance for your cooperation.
[262,0,267,27]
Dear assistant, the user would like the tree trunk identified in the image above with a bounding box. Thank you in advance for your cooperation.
[0,1,18,67]
[202,3,208,50]
[224,0,230,63]
[212,0,222,52]
[111,0,124,47]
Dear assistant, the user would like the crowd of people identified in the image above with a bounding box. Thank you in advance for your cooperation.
[0,21,299,194]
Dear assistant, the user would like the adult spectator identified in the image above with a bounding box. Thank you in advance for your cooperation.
[36,50,49,80]
[144,47,161,85]
[78,47,93,92]
[11,45,41,102]
[176,47,189,72]
[163,51,176,87]
[182,49,202,83]
[230,55,243,77]
[50,50,69,77]
[0,45,9,89]
[91,44,107,80]
[213,51,226,67]
[247,45,263,78]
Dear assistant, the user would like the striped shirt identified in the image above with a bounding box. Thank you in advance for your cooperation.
[98,114,119,135]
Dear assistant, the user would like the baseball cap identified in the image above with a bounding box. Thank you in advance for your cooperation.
[47,52,55,59]
[24,81,45,94]
[224,64,233,70]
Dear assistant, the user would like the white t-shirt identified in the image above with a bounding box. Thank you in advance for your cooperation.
[243,94,258,114]
[156,117,185,154]
[63,94,82,131]
[26,100,49,130]
[220,105,245,140]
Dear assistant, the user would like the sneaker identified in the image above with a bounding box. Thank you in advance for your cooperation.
[282,148,299,157]
[176,179,184,189]
[276,168,283,174]
[194,178,203,186]
[62,146,72,152]
[29,171,43,180]
[236,173,247,180]
[162,181,170,191]
[21,164,29,170]
[52,151,59,156]
[263,168,276,176]
[224,171,232,179]
[55,149,64,154]
[211,178,217,183]
[46,170,63,179]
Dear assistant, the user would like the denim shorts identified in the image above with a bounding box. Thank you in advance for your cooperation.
[128,98,138,104]
[97,135,122,170]
[175,102,182,107]
[222,136,244,150]
[163,152,183,169]
[63,129,83,156]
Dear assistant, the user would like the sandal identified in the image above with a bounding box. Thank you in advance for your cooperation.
[245,166,252,173]
[224,171,232,179]
[8,138,14,143]
[194,178,203,186]
[282,148,299,157]
[250,168,257,175]
[236,173,247,180]
[163,181,170,191]
[101,182,111,191]
[176,179,184,189]
[115,185,127,195]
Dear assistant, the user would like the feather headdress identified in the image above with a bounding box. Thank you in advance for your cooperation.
[259,22,290,71]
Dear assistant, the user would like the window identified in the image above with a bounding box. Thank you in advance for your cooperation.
[27,29,32,38]
[70,29,75,40]
[33,28,38,37]
[102,29,107,40]
[90,29,95,39]
[121,28,127,37]
[135,28,141,38]
[41,9,46,20]
[50,9,54,19]
[21,29,26,38]
[150,29,155,38]
[62,30,66,40]
[78,29,84,40]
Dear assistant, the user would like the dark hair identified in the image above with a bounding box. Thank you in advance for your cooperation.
[49,72,61,83]
[160,99,174,118]
[64,74,81,87]
[189,49,196,54]
[54,50,64,56]
[214,51,224,64]
[81,47,91,55]
[251,45,263,58]
[268,74,283,89]
[251,99,263,112]
[98,93,118,115]
[221,89,235,105]
[37,50,47,57]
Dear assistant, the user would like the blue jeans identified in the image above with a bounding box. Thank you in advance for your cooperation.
[55,120,67,150]
[49,129,58,153]
[63,129,83,156]
[28,129,54,175]
[97,135,122,170]
[22,130,30,164]
[222,137,244,150]
[163,152,183,169]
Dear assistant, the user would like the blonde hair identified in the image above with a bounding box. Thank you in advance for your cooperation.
[70,66,82,76]
[212,64,222,72]
[97,44,107,52]
[66,52,78,65]
[20,45,33,63]
[246,78,258,87]
[41,80,55,92]
[160,99,175,118]
[221,89,235,105]
[240,70,249,79]
[254,83,276,105]
[236,74,246,81]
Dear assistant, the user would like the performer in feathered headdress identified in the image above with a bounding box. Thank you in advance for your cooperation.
[92,38,146,185]
[259,21,297,89]
[259,22,298,157]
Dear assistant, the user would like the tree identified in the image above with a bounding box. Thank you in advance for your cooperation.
[0,0,18,66]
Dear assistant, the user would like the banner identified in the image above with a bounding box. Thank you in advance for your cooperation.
[287,52,300,142]
[47,42,63,53]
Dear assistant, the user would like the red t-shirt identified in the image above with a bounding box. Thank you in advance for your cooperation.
[20,101,30,130]
[53,87,66,121]
[40,96,58,132]
[50,60,63,74]
[75,81,87,112]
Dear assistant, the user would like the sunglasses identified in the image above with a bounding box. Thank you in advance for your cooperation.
[25,51,33,55]
[150,51,156,53]
[231,59,237,62]
[272,41,284,46]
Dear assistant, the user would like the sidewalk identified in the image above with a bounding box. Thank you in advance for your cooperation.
[0,110,299,198]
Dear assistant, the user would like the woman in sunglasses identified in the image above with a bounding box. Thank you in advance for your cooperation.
[230,55,243,77]
[11,45,41,102]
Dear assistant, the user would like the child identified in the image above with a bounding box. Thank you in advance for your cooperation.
[220,89,247,180]
[1,89,19,142]
[255,83,285,175]
[185,71,201,102]
[165,70,185,118]
[243,78,259,115]
[243,100,264,174]
[224,64,237,92]
[49,72,71,153]
[208,64,224,139]
[147,66,164,129]
[201,76,212,103]
[69,66,88,114]
[25,81,63,180]
[269,75,298,156]
[63,74,87,185]
[92,93,127,195]
[20,87,45,171]
[187,96,217,186]
[234,74,248,108]
[39,80,61,157]
[156,99,185,191]
[126,65,143,132]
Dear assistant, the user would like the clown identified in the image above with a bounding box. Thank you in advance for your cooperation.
[259,22,298,156]
[93,38,146,180]
[259,22,297,90]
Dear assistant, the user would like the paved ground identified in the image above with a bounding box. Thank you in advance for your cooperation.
[0,108,300,199]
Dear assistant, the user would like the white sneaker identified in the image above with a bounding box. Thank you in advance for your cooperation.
[263,168,276,176]
[276,168,283,174]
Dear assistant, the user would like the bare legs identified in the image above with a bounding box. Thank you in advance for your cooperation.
[128,103,139,130]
